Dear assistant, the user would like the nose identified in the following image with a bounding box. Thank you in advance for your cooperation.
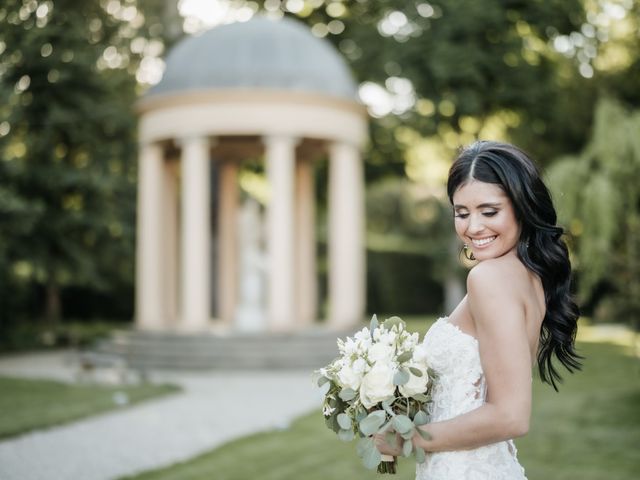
[466,213,485,235]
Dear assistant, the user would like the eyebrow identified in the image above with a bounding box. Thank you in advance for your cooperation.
[453,202,502,210]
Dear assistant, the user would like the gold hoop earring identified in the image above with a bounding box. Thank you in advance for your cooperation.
[463,243,476,261]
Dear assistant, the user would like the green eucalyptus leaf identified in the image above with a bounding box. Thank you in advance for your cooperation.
[357,437,373,457]
[402,438,413,457]
[355,407,367,422]
[359,410,386,436]
[413,393,429,402]
[409,366,423,377]
[415,446,426,464]
[401,429,415,440]
[337,413,352,430]
[338,428,355,442]
[362,443,382,470]
[393,368,410,386]
[379,419,394,434]
[392,414,414,434]
[413,411,428,426]
[382,316,404,330]
[329,412,341,433]
[397,351,413,363]
[317,375,330,387]
[370,314,379,335]
[385,431,397,449]
[339,388,356,401]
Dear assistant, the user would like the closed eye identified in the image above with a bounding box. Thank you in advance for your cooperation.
[454,213,469,219]
[482,211,498,217]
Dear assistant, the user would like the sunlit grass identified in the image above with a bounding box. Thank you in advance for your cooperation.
[123,335,639,480]
[0,376,180,439]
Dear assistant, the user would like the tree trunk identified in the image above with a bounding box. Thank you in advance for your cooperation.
[44,279,61,326]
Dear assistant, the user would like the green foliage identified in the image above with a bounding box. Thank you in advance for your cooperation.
[367,249,444,314]
[0,0,149,326]
[359,410,386,436]
[546,97,640,325]
[365,178,461,314]
[0,375,179,439]
[393,368,410,386]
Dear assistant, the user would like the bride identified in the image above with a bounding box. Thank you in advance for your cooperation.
[376,141,582,479]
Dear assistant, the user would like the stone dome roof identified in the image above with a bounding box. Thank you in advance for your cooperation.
[149,16,358,100]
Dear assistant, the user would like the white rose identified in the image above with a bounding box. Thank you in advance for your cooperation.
[338,363,363,391]
[399,364,429,397]
[352,357,367,374]
[360,362,396,408]
[368,343,395,363]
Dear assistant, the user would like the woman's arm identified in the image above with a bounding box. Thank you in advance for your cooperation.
[411,260,533,453]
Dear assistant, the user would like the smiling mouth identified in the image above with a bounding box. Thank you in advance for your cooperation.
[471,236,497,247]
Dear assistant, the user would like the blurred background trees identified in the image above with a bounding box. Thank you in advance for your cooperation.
[1,0,638,347]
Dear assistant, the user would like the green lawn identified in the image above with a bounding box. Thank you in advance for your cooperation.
[0,376,180,439]
[123,331,639,480]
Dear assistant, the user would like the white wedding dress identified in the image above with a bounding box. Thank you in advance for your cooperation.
[416,317,528,480]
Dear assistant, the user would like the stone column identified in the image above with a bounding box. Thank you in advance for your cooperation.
[328,141,365,329]
[162,159,179,327]
[135,141,165,330]
[179,136,211,331]
[217,160,239,327]
[295,156,317,326]
[265,135,297,331]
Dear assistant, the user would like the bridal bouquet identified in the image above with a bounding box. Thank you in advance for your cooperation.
[313,315,434,474]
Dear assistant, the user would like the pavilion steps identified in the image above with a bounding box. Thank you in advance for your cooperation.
[91,327,355,371]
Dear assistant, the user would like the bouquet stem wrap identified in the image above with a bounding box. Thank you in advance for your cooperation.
[379,455,397,474]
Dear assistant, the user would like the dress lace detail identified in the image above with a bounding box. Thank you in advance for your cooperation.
[416,317,527,480]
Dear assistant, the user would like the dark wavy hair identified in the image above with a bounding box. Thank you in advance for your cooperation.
[447,140,582,390]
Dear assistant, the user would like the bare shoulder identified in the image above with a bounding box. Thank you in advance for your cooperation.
[465,255,531,331]
[466,255,528,296]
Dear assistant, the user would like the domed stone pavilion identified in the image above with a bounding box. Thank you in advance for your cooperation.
[135,16,368,335]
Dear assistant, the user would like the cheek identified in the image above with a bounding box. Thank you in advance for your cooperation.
[494,213,519,238]
[454,219,467,240]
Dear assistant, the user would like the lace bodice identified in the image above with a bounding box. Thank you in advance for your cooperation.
[416,317,527,480]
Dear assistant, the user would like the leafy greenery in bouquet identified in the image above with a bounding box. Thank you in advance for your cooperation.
[314,315,436,474]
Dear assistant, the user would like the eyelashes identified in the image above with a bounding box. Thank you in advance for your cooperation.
[454,211,498,219]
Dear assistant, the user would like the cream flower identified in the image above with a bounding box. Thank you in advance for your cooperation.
[360,362,396,408]
[399,363,430,397]
[338,362,364,391]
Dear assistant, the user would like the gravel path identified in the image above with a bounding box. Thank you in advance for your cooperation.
[0,351,322,480]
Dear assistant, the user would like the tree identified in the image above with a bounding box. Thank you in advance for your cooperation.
[545,97,640,327]
[0,0,139,325]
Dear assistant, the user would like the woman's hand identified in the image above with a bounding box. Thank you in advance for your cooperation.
[373,432,403,456]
